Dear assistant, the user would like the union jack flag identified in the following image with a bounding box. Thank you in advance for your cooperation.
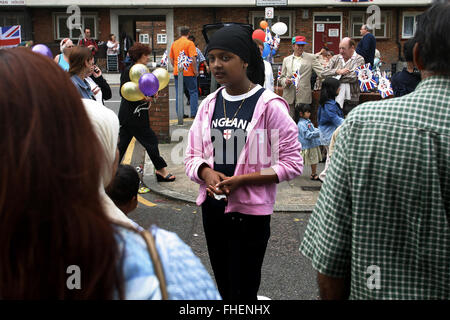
[273,34,280,51]
[160,50,168,67]
[356,63,377,92]
[177,50,193,72]
[277,65,282,81]
[265,27,273,47]
[0,25,21,49]
[291,69,301,92]
[377,72,394,99]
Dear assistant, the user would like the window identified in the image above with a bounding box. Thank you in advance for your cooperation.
[249,11,295,38]
[0,13,23,27]
[402,12,421,39]
[54,13,97,40]
[350,11,391,39]
[157,34,167,44]
[139,34,150,44]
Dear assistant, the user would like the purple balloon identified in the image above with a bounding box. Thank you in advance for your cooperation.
[32,44,53,59]
[138,73,159,97]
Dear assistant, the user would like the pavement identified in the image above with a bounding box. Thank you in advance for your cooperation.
[105,71,323,212]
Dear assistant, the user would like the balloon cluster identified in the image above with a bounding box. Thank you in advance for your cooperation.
[121,64,170,102]
[252,21,288,60]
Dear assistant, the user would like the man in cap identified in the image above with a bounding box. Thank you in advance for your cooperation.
[279,36,324,119]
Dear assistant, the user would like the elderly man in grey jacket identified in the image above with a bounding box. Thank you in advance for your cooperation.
[321,37,365,116]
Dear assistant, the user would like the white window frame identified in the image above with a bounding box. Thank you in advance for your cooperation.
[350,11,391,39]
[157,33,167,44]
[402,12,421,39]
[139,33,150,44]
[249,10,295,39]
[54,13,98,41]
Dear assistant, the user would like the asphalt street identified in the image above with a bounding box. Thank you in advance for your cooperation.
[104,83,319,300]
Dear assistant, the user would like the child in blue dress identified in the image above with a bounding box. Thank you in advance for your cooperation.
[295,104,322,181]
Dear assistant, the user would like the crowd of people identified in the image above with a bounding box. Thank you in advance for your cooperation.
[0,1,448,301]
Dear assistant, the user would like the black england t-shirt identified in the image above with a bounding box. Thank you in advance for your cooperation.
[211,85,265,177]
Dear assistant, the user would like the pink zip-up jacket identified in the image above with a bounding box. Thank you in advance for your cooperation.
[184,86,303,215]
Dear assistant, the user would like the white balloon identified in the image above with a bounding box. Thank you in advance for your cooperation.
[272,22,288,36]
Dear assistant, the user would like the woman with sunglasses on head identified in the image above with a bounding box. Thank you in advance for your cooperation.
[54,38,74,72]
[185,25,303,300]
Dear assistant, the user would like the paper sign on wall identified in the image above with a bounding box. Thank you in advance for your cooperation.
[316,24,324,32]
[328,29,339,37]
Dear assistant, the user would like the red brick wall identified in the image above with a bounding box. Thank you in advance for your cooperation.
[31,8,111,57]
[136,21,167,52]
[173,6,427,71]
[149,86,170,143]
[98,9,111,42]
[31,8,55,47]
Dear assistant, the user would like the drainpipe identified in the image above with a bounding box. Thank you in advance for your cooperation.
[394,8,402,74]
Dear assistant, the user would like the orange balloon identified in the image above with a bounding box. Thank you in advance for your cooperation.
[260,20,269,29]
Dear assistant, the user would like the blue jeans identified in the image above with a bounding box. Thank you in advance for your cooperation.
[174,75,198,117]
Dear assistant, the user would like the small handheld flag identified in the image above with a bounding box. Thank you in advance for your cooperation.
[356,63,377,92]
[377,72,394,99]
[177,50,193,71]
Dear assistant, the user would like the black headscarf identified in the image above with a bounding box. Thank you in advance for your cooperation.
[206,25,265,86]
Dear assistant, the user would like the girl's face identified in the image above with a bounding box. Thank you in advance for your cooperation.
[208,49,247,86]
[302,111,311,119]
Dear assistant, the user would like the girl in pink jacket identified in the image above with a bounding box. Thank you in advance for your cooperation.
[184,25,303,300]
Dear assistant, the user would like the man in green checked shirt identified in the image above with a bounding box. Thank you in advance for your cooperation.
[300,2,450,300]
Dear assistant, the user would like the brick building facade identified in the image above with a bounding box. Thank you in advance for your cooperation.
[1,0,432,142]
[1,1,432,71]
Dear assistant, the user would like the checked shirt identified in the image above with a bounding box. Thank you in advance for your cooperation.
[300,76,450,299]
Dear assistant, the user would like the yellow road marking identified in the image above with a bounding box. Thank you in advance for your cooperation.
[121,137,136,165]
[138,195,157,207]
[122,137,157,207]
[169,119,194,125]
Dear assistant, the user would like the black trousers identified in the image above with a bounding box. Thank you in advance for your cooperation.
[201,197,271,300]
[118,125,167,171]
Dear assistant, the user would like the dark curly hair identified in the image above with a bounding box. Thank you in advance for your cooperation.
[128,42,151,63]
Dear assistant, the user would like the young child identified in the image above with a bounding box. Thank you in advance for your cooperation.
[294,104,322,181]
[184,25,303,300]
[106,164,140,215]
[317,77,344,161]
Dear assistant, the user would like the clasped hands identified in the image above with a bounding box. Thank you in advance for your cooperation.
[199,166,243,200]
